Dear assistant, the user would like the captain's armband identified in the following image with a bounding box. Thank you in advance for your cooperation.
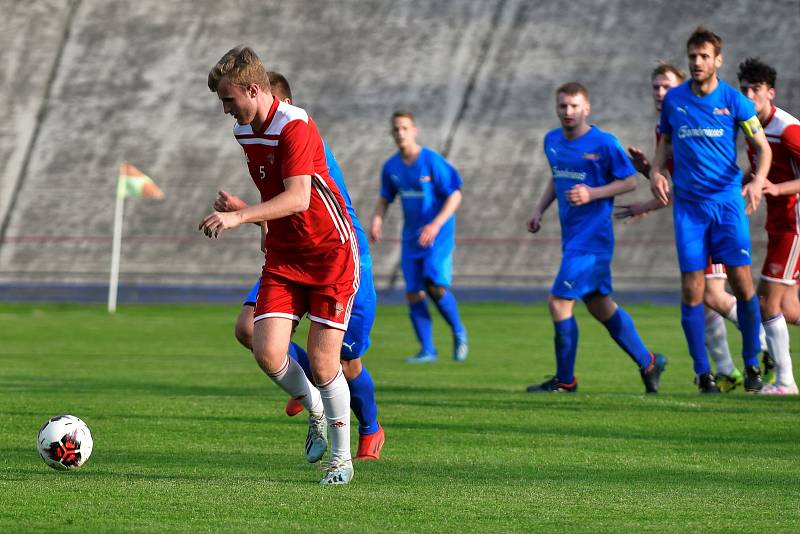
[740,116,762,139]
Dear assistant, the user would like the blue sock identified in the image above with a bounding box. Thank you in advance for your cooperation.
[348,365,379,435]
[288,342,312,380]
[737,296,762,367]
[554,316,578,384]
[432,290,466,336]
[681,303,711,375]
[409,300,436,355]
[602,308,652,370]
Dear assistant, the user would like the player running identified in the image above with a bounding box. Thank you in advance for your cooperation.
[217,72,385,457]
[370,111,468,364]
[619,62,753,393]
[738,57,800,395]
[650,27,772,393]
[527,82,667,394]
[200,47,358,484]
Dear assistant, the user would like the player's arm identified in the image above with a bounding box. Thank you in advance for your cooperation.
[199,175,311,238]
[649,133,672,205]
[418,190,462,247]
[567,174,637,206]
[528,179,556,233]
[740,116,772,214]
[763,125,800,197]
[370,197,390,244]
[614,196,670,223]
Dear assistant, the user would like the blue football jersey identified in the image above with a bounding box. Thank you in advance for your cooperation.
[323,142,372,270]
[380,147,463,246]
[659,79,757,203]
[543,126,636,254]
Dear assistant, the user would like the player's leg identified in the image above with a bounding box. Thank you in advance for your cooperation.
[234,278,261,349]
[423,245,467,361]
[528,255,583,393]
[340,270,383,459]
[702,274,741,392]
[758,233,799,395]
[253,276,328,463]
[403,249,437,362]
[714,199,763,391]
[674,199,717,392]
[780,281,800,325]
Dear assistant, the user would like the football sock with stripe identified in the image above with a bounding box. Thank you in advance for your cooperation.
[267,354,323,416]
[318,367,352,462]
[763,314,796,386]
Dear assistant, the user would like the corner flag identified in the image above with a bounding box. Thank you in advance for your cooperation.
[108,161,164,313]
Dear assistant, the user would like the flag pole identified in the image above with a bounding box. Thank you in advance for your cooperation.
[108,172,126,313]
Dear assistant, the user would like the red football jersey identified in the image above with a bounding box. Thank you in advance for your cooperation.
[233,97,353,256]
[746,106,800,234]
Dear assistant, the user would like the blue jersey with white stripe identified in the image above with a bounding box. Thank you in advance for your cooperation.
[380,147,463,247]
[324,142,372,270]
[659,79,757,203]
[544,125,636,254]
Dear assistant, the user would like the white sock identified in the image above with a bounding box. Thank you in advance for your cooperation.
[267,355,323,416]
[705,308,735,376]
[318,366,351,462]
[725,302,768,354]
[763,315,796,387]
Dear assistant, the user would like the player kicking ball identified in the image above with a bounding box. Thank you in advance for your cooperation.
[526,82,667,394]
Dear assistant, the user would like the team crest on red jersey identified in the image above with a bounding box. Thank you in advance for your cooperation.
[266,153,275,165]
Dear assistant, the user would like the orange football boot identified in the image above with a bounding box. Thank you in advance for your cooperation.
[355,425,384,460]
[285,397,304,417]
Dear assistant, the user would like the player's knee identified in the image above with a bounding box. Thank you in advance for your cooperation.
[407,291,426,304]
[424,280,446,301]
[234,311,254,350]
[340,358,362,381]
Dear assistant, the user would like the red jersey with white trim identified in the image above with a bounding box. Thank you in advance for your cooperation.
[746,106,800,234]
[233,97,353,257]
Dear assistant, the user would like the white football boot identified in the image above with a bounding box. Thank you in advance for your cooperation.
[320,457,354,485]
[305,413,327,463]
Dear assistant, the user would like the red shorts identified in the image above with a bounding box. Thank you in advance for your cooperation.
[254,243,360,331]
[761,233,800,285]
[704,258,727,279]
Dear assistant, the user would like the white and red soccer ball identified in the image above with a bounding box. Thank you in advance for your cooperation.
[37,415,93,470]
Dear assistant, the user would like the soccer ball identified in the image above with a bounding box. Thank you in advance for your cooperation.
[37,415,93,470]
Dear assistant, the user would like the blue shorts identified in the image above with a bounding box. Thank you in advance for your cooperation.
[243,268,376,360]
[401,241,453,292]
[673,197,752,273]
[550,251,613,300]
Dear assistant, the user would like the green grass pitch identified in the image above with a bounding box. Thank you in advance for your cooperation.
[1,302,799,532]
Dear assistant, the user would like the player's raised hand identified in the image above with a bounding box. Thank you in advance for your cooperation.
[627,146,651,176]
[650,171,670,205]
[527,210,543,233]
[418,222,440,248]
[199,210,242,238]
[214,190,247,212]
[567,184,592,206]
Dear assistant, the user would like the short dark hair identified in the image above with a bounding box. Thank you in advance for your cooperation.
[267,71,293,101]
[651,62,686,83]
[556,82,590,102]
[686,26,722,56]
[737,57,777,88]
[391,110,415,123]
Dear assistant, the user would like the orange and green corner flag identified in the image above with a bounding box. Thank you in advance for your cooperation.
[117,161,164,199]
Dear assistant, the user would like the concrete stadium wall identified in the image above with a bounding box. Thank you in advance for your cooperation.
[1,0,798,293]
